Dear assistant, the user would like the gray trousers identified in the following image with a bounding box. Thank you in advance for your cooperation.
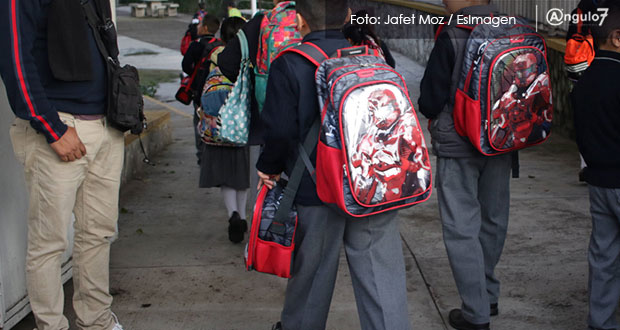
[437,155,511,324]
[587,185,620,330]
[281,205,411,330]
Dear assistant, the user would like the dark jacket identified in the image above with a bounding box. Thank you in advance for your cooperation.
[572,50,620,188]
[418,5,500,158]
[256,30,351,205]
[182,34,218,75]
[218,12,265,145]
[0,0,107,143]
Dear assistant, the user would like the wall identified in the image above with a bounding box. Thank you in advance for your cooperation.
[0,80,29,329]
[351,0,576,138]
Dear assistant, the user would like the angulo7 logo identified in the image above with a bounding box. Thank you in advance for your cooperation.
[546,7,609,27]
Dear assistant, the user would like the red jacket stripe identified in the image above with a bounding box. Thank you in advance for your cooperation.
[10,0,60,141]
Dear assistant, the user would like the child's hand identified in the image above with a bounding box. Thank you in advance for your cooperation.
[257,171,280,190]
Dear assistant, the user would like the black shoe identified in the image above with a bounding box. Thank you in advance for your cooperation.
[490,303,498,317]
[448,309,490,330]
[228,211,245,243]
[271,322,282,330]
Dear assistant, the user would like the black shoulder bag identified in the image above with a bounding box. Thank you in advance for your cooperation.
[82,0,145,134]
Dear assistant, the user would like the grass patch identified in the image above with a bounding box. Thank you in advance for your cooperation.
[138,69,180,97]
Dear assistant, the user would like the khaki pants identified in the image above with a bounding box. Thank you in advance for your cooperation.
[9,112,124,330]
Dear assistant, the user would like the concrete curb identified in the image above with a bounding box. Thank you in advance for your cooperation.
[122,110,173,185]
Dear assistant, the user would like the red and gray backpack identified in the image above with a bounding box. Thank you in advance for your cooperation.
[452,18,553,155]
[246,43,433,278]
[286,43,432,217]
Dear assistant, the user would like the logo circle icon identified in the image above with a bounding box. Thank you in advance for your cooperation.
[546,8,564,26]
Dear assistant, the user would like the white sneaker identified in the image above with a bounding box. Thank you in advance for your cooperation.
[111,312,124,330]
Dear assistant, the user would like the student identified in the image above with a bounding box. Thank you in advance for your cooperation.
[218,6,264,146]
[418,1,509,329]
[256,0,412,329]
[198,17,249,243]
[572,3,620,329]
[566,0,603,181]
[218,0,298,204]
[182,14,222,103]
[182,14,222,164]
[342,9,396,68]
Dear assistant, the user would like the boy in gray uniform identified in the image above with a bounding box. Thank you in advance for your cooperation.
[572,3,620,329]
[257,1,412,329]
[419,1,509,329]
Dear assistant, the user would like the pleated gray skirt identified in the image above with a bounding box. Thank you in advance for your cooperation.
[199,144,250,190]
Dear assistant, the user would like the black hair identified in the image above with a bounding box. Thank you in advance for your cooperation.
[296,0,349,31]
[201,14,221,34]
[198,3,204,10]
[221,17,246,44]
[342,10,381,46]
[592,1,620,47]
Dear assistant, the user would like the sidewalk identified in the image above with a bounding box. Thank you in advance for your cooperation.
[15,9,596,330]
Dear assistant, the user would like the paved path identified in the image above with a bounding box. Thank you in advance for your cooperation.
[15,8,600,330]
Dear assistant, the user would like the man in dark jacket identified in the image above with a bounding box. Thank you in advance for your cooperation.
[256,1,412,329]
[418,1,510,329]
[0,0,124,329]
[572,3,620,329]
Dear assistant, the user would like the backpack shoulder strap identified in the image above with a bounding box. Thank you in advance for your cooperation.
[576,8,584,34]
[238,30,250,61]
[279,42,329,67]
[445,27,471,105]
[207,45,225,65]
[270,116,320,232]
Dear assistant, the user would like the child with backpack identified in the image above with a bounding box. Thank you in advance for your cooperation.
[565,0,603,181]
[218,0,301,133]
[419,0,552,328]
[196,17,250,244]
[182,14,223,104]
[181,14,223,164]
[572,3,620,329]
[256,0,415,329]
[566,0,602,82]
[217,0,301,205]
